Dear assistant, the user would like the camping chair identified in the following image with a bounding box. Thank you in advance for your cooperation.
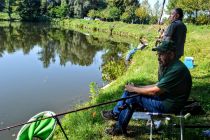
[145,111,191,140]
[132,111,190,140]
[132,99,205,140]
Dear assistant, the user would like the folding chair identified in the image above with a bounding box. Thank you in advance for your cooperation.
[135,111,191,140]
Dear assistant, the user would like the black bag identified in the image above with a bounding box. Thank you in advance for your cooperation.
[183,101,205,115]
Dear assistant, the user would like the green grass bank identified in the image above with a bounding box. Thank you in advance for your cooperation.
[52,18,161,45]
[53,19,210,139]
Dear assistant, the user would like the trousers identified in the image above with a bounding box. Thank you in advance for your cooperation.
[113,91,166,131]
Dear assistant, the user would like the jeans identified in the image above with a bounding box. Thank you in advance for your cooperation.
[113,91,166,131]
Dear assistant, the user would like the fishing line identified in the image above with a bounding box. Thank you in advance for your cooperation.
[0,94,140,132]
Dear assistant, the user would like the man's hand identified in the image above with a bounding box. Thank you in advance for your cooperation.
[125,84,136,92]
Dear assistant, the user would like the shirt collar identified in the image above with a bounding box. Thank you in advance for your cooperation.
[172,19,181,23]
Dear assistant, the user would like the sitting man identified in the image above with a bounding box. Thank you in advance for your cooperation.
[101,41,192,135]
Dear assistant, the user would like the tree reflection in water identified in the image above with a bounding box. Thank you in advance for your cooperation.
[0,22,129,81]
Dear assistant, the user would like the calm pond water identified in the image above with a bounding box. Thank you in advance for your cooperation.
[0,22,129,139]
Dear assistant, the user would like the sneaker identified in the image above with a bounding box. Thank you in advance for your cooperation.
[105,126,127,136]
[101,110,118,121]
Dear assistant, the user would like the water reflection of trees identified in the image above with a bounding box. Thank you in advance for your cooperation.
[0,23,101,67]
[86,36,128,81]
[0,23,129,81]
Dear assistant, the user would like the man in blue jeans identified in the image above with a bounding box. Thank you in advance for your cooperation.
[101,41,192,135]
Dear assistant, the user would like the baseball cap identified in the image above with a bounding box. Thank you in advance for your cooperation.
[152,41,176,52]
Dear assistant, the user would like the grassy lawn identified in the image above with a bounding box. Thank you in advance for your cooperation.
[53,20,210,139]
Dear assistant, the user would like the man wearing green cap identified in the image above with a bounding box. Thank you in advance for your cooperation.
[101,41,192,135]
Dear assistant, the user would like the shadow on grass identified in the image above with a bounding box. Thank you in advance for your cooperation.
[191,77,210,111]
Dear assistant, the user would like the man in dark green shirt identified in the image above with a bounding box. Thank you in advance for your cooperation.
[101,41,192,135]
[156,48,192,112]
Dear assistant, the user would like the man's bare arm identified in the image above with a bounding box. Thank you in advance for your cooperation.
[136,84,156,88]
[125,84,164,96]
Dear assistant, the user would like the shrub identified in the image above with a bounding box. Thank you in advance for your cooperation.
[195,14,209,25]
[48,5,68,18]
[120,11,132,23]
[87,9,97,19]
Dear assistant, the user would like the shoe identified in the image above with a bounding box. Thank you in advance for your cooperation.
[105,126,127,136]
[101,110,118,121]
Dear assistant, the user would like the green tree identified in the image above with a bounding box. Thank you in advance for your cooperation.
[2,0,15,20]
[201,0,210,12]
[101,6,121,21]
[71,0,95,18]
[167,0,179,13]
[7,0,12,20]
[87,9,98,18]
[106,0,121,7]
[44,0,68,18]
[17,0,41,21]
[48,5,68,18]
[135,6,150,24]
[73,0,83,18]
[195,14,209,24]
[65,0,102,18]
[120,6,137,23]
[121,10,132,22]
[177,0,200,18]
[167,0,210,24]
[48,0,61,7]
[106,0,139,13]
[135,0,151,24]
[66,0,74,17]
[40,0,48,15]
[108,6,121,21]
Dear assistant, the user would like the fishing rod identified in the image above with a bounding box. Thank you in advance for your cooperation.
[155,0,166,47]
[158,0,166,25]
[0,94,140,132]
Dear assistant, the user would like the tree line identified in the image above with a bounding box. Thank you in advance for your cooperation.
[167,0,210,24]
[0,0,209,24]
